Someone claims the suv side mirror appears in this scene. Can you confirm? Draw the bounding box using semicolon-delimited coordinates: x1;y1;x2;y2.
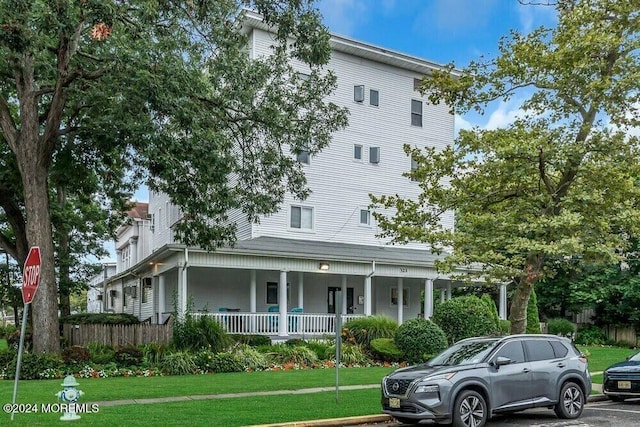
494;356;513;367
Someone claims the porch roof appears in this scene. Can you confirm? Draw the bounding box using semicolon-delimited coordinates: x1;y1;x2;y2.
230;237;445;266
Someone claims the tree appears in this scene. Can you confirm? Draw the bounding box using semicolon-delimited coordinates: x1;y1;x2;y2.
0;1;347;353
372;0;640;334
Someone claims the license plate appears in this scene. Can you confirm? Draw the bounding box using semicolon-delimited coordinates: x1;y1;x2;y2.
389;397;401;408
618;381;631;389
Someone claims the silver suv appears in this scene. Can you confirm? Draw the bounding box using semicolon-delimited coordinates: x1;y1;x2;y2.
382;334;591;427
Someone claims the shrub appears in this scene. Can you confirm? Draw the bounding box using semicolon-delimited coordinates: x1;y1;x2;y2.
574;325;607;345
230;334;271;347
547;318;576;337
526;289;541;334
3;352;63;380
231;344;270;370
341;316;398;347
62;345;90;365
324;343;369;365
284;338;306;347
395;319;448;364
269;345;318;366
432;296;499;344
370;338;403;362
0;324;17;339
172;314;231;352
87;342;116;364
303;340;332;361
498;319;511;334
115;345;143;367
141;343;167;367
161;351;197;375
210;352;244;373
60;313;140;325
481;294;500;330
7;328;31;351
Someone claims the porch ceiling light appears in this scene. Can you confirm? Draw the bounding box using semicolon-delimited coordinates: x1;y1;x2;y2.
319;262;330;271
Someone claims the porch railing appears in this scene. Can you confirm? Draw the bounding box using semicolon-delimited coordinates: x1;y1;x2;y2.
191;312;363;336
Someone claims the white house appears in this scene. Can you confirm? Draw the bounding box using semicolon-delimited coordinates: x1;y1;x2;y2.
96;11;508;337
86;262;116;313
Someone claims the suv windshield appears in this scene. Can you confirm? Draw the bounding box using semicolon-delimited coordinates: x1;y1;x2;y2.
428;339;499;366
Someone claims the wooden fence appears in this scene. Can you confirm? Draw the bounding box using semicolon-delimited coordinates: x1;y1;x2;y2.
604;326;639;347
62;322;173;347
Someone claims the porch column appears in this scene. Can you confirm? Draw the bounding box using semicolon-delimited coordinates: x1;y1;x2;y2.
440;289;446;303
157;274;166;324
178;262;188;319
298;272;304;310
129;237;138;265
250;270;257;333
341;275;348;315
446;283;452;300
424;278;434;319
364;276;372;316
397;278;404;324
278;270;288;337
250;270;257;312
499;283;507;320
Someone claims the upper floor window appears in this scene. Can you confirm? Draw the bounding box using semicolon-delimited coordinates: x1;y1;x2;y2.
353;144;363;161
369;146;380;164
411;100;423;127
290;205;313;230
360;209;371;226
413;77;422;92
369;89;379;107
354;85;365;103
410;157;419;181
296;150;310;165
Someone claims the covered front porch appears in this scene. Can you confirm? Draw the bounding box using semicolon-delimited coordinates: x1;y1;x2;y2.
111;237;508;338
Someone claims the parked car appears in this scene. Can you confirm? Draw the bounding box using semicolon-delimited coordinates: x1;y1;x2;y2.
381;334;591;427
603;352;640;401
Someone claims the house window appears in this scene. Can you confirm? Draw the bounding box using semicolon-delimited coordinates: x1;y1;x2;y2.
410;157;419;181
296;150;310;165
353;144;363;160
297;72;310;81
391;287;409;307
369;146;380;164
290;205;313;230
266;281;290;304
413;77;422;92
360;209;371;226
354;85;364;103
411;100;423;127
369;89;379;106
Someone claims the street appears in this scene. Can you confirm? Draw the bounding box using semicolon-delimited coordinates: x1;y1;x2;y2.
377;398;640;427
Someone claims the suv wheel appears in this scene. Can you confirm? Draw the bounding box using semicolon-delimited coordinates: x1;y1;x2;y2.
554;381;584;419
453;390;487;427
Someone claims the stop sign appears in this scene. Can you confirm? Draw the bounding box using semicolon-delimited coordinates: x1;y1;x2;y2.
22;247;41;304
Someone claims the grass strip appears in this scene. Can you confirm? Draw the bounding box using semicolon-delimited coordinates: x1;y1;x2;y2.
2;388;382;427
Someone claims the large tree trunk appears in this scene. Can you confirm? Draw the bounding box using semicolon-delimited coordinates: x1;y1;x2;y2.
21;164;60;354
509;254;544;334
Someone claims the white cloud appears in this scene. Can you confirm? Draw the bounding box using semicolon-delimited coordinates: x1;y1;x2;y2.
454;114;474;136
317;0;370;36
483;100;527;130
516;1;558;33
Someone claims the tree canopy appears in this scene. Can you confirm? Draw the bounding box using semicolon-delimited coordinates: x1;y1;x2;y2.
0;0;347;353
372;0;640;333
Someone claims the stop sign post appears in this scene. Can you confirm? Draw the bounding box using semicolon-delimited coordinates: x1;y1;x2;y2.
12;246;42;420
22;247;41;304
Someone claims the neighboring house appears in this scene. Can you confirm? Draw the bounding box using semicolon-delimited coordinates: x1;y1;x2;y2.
99;11;508;337
86;262;116;313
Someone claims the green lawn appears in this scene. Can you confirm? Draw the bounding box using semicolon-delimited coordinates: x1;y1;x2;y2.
0;339;7;352
577;345;637;372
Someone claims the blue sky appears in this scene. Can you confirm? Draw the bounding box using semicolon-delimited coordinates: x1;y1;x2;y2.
316;0;558;131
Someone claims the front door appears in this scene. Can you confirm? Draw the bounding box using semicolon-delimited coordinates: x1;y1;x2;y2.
328;287;354;314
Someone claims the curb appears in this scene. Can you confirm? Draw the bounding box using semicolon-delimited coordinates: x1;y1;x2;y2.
247;414;393;427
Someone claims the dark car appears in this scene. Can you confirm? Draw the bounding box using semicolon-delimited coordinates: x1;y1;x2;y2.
381;334;591;427
603;352;640;401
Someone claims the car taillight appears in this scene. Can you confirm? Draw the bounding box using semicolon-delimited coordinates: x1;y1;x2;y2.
578;356;587;364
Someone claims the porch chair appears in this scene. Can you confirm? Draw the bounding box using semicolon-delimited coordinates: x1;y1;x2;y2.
289;307;303;332
268;305;279;331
